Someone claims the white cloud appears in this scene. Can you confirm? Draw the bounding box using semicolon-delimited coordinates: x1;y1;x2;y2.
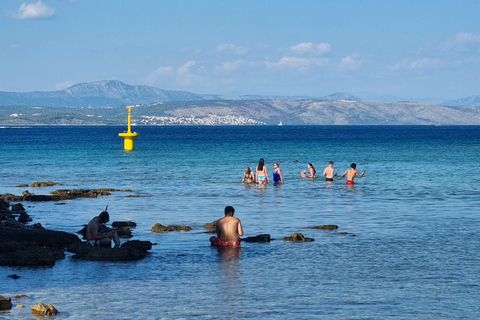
145;61;202;87
266;57;328;69
55;81;74;90
441;32;480;52
176;61;202;86
145;66;174;85
393;58;444;70
7;1;55;20
214;59;247;74
290;42;331;55
339;55;362;70
216;43;247;55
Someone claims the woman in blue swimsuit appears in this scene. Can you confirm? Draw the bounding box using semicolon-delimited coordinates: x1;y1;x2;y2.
256;158;269;184
273;162;283;183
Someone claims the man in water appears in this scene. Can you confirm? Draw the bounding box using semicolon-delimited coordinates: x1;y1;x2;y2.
338;163;365;185
242;167;255;183
86;210;120;248
323;161;337;181
210;206;244;247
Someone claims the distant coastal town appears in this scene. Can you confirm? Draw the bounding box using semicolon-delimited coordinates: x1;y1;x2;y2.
138;114;266;126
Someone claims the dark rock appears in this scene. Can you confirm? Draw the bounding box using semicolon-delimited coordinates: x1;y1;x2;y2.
16;184;29;188
116;227;133;238
11;203;25;212
0;199;10;212
282;233;315;242
112;221;137;228
0;295;12;311
151;223;192;233
7;274;20;279
15;295;29;299
306;224;339;230
242;234;271;243
66;241;92;254
4;217;25;229
31;223;45;229
121;240;153;252
72;246;149;261
203;220;217;233
0;228;81;248
31;303;58;316
18;212;31;223
0;247;65;266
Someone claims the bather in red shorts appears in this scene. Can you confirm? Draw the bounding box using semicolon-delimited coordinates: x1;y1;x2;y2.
210;236;241;247
346;180;355;185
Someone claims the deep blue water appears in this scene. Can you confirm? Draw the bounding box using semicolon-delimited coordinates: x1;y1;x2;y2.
1;125;480;319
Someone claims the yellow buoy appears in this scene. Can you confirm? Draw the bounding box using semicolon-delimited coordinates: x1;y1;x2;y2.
118;107;139;151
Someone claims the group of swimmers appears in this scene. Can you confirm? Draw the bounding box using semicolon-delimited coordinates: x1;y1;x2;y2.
243;159;366;185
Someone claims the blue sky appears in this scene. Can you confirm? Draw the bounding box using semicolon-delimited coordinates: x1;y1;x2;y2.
2;0;480;102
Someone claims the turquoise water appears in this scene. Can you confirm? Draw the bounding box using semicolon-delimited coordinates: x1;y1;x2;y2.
1;125;480;319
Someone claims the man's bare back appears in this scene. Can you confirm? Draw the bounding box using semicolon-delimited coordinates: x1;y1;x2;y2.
216;215;243;242
339;163;365;183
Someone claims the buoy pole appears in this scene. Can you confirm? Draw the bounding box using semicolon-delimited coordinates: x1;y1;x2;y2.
118;107;140;151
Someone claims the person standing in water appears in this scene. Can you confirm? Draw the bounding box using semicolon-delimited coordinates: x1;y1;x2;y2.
273;162;283;183
256;158;269;184
308;163;316;179
339;163;365;185
323;161;337;181
242;167;255;183
210;206;244;247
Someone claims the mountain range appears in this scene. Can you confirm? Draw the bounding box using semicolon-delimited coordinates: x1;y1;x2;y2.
0;80;361;108
1;80;480;125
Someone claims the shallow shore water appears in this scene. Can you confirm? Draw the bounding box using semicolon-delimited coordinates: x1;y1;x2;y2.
1;125;480;319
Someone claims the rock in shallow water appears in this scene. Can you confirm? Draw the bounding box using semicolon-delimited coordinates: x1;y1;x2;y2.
31;303;58;316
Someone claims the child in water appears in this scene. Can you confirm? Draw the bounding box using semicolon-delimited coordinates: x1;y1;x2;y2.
301;170;307;178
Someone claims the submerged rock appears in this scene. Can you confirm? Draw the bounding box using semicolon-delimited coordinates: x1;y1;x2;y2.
31;303;58;316
282;233;315;242
31;181;63;187
242;234;271;243
151;223;192;233
306;225;338;230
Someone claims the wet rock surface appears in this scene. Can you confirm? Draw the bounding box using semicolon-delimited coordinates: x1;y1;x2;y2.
242;234;272;242
202;220;217;233
31;303;58;316
69;240;154;261
151;223;192;232
282;233;315;242
0;188;124;202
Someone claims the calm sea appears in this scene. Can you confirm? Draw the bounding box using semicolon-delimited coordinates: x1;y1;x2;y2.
1;125;479;319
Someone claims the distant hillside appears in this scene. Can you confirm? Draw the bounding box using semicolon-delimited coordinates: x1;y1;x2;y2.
2;100;480;126
0;80;223;107
0;80;363;108
442;95;480;107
